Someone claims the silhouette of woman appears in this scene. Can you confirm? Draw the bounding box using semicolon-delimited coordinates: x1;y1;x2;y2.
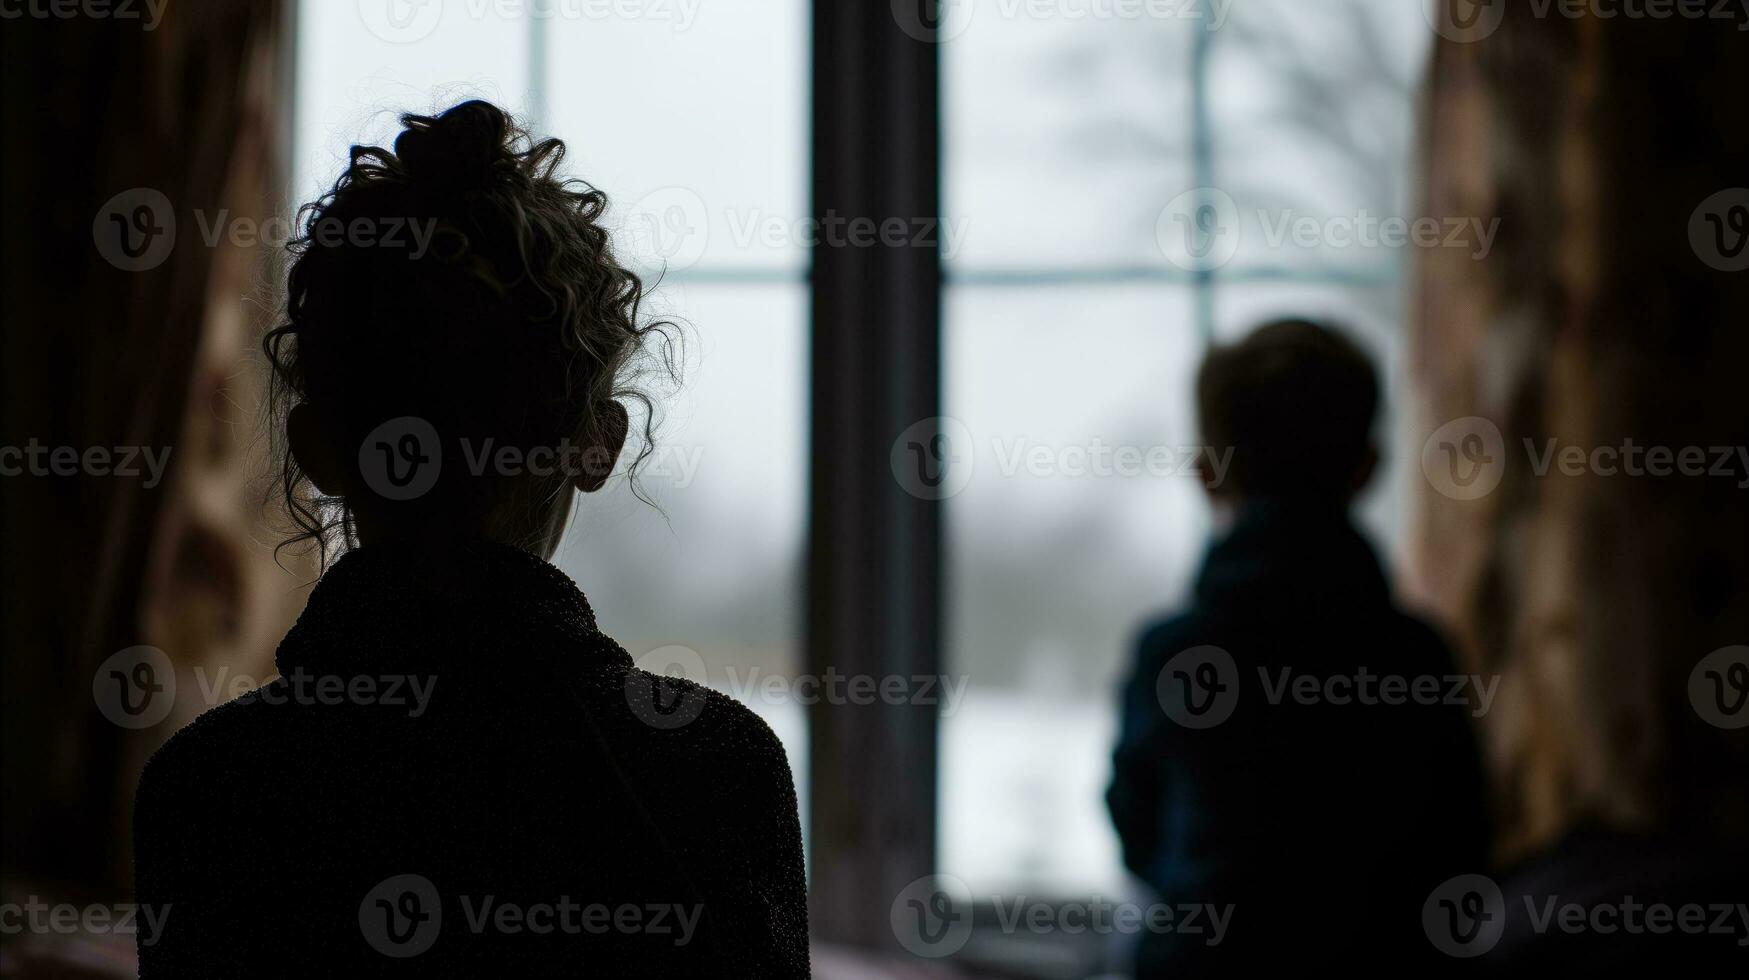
132;100;808;977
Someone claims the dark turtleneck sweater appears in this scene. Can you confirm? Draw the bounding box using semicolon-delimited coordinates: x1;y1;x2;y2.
133;542;809;977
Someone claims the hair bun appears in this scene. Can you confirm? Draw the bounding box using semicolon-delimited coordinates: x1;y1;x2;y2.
395;100;509;192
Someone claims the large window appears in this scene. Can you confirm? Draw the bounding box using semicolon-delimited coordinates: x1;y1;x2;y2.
296;0;1433;956
940;0;1432;901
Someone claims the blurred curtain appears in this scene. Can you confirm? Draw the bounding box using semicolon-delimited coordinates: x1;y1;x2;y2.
1;0;295;941
1414;2;1749;860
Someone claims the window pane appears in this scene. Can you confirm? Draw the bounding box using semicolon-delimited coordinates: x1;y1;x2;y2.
1207;0;1432;274
944;3;1199;272
294;3;534;203
545;0;808;274
942;285;1204;897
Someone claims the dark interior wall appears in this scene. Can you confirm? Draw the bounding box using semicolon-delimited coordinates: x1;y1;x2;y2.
1;2;286;894
1415;3;1749;860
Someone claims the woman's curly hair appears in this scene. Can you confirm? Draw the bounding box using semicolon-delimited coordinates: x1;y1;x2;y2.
263;99;678;565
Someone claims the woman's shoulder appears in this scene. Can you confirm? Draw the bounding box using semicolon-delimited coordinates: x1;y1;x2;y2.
594;661;798;807
610;664;788;761
131;678;316;859
136;678;298;791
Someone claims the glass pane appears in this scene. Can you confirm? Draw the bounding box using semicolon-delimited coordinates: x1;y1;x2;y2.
1207;0;1433;274
293;3;534;204
942;285;1204;897
943;2;1199;272
545;0;808;274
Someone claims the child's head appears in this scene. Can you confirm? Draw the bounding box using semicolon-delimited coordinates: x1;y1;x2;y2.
1196;319;1380;505
265;99;673;561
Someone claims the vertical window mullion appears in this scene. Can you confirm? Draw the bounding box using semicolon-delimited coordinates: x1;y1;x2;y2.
805;0;943;951
1191;25;1217;343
